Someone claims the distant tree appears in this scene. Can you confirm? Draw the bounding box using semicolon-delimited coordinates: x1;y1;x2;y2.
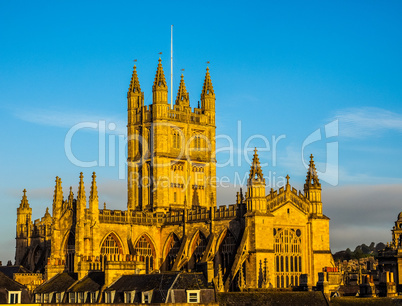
354;248;364;259
375;242;386;251
345;248;352;260
361;244;370;254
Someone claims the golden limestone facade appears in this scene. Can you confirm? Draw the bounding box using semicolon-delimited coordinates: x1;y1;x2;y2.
15;59;333;290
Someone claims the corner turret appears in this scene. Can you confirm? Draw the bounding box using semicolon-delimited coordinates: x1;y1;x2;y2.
175;74;190;107
246;148;266;212
127;65;144;110
304;154;322;215
201;67;215;111
152;58;168;104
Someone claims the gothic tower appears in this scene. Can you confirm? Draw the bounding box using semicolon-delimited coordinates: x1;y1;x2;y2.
15;189;32;265
127;59;217;212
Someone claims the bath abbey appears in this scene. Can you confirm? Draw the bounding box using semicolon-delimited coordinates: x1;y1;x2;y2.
14;59;333;291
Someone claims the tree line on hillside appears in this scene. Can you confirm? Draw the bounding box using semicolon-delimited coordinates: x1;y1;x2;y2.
332;242;386;261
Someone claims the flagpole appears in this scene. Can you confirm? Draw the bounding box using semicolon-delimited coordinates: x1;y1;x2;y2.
170;25;173;109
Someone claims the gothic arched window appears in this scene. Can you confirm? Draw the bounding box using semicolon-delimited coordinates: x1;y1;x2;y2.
101;234;122;255
274;228;302;288
134;235;155;274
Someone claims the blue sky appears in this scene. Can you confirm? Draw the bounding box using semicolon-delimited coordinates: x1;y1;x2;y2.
1;0;402;262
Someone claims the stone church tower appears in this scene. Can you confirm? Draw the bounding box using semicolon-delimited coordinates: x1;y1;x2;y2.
15;59;333;289
127;59;216;212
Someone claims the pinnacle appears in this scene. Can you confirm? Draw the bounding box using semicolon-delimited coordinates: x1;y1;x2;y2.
305;153;320;186
78;172;86;199
90;171;98;201
128;64;141;95
249;148;264;182
175;74;189;105
20;189;29;208
201;67;214;98
153;58;167;90
53;176;63;204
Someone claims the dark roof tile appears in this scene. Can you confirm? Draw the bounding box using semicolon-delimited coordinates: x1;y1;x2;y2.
68;272;105;292
0;271;26;291
34;272;77;294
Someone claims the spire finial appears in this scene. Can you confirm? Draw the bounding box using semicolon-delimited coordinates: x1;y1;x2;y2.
175;73;189;106
153;58;167;91
90;171;98;201
53;176;63;205
20;189;29;208
128;63;141;95
248;148;265;184
286;175;290;185
304;153;321;191
201;66;214;100
78;172;86;200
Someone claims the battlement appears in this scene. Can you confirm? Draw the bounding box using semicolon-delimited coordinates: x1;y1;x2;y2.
99;209;127;224
214;204;241;220
98;204;243;226
129;104;214;126
78;254;136;272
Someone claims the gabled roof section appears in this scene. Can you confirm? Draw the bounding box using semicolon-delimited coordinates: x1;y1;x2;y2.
34;272;77;294
152;58;167;90
68;272;104;292
106;272;179;292
0;271;26;291
172;272;212;289
0;265;31;279
201;67;214;98
266;184;310;215
128;65;141;96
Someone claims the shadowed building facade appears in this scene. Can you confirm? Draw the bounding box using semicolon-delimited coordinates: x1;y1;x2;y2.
15;59;333;290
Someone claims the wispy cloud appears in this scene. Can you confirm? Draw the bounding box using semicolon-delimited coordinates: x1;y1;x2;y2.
334;107;402;138
15;108;127;134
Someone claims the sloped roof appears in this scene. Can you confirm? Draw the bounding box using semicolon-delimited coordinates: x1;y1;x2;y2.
34;272;77;294
106;272;179;292
172;273;213;289
68;272;104;292
0;265;31;279
106;272;211;292
0;271;26;291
